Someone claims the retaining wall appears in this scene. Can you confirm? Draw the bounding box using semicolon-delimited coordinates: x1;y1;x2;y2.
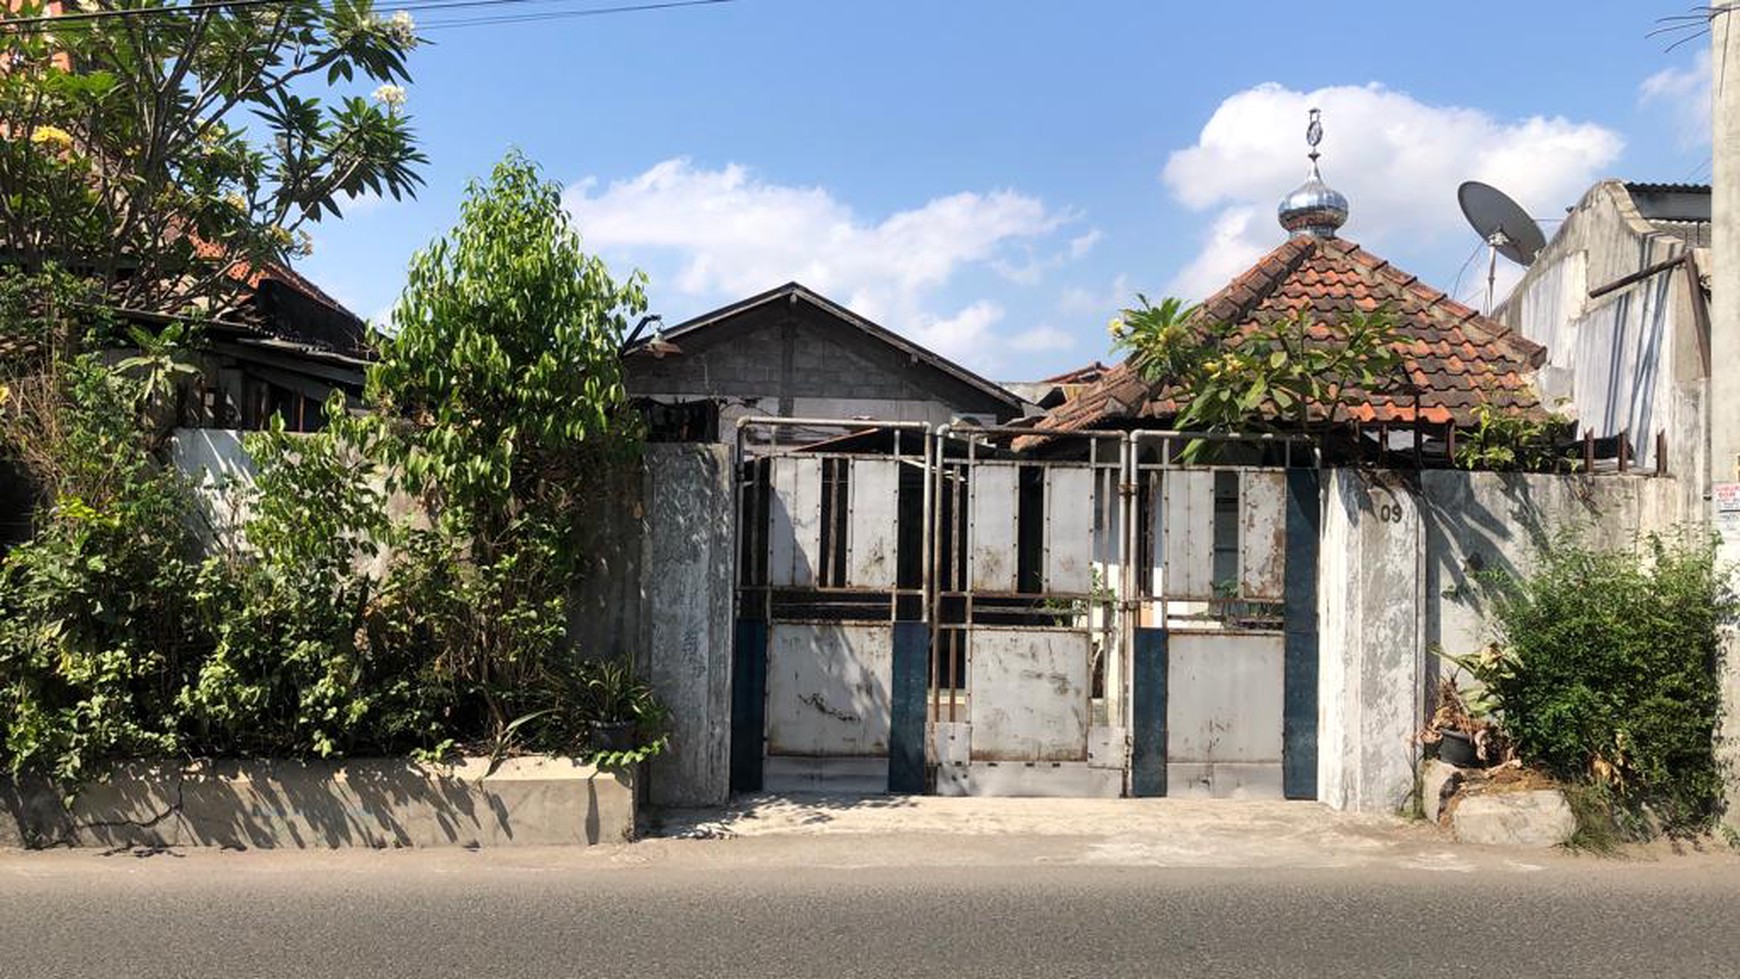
0;757;633;849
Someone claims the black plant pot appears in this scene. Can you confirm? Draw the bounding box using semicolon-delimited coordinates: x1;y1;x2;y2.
1435;729;1479;768
591;720;638;753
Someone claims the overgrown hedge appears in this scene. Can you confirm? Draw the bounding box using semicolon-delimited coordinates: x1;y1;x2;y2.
0;156;662;786
1473;532;1735;835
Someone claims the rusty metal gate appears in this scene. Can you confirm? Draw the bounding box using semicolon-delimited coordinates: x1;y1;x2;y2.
1126;431;1318;800
927;427;1128;796
729;419;1319;798
730;419;932;794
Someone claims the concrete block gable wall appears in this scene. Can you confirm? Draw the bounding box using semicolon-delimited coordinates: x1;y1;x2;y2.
625;296;1023;434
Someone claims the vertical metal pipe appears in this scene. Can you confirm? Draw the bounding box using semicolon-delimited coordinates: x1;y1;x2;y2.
931;426;949;724
1127;432;1141;730
925;427;938;725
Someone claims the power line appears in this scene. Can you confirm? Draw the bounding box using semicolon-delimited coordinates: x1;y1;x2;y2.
0;0;730;33
418;0;727;29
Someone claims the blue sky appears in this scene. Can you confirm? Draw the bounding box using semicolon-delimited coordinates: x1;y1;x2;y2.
297;0;1713;381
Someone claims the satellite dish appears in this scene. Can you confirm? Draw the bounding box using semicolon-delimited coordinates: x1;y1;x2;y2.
1458;181;1545;265
1458;181;1547;314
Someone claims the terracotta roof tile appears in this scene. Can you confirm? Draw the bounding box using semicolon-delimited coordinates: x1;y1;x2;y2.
1024;235;1546;441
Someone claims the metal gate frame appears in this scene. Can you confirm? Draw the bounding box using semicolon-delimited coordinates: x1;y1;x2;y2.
928;424;1129;795
728;417;1321;798
1123;430;1320;800
730;418;935;794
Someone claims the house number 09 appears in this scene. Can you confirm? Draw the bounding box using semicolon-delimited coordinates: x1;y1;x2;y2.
1375;497;1405;524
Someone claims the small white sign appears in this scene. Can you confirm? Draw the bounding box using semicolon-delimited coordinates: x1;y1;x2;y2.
1716;482;1740;514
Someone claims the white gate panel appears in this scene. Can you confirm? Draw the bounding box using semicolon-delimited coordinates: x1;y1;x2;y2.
968;465;1020;592
1167;632;1284;764
1239;471;1287;600
766;623;893;757
1163;469;1216;599
846;458;900;588
768;456;823;587
967;628;1090;762
1043;466;1095;593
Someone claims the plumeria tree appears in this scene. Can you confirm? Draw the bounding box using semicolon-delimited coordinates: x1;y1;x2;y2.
1110;295;1404;435
0;0;426;315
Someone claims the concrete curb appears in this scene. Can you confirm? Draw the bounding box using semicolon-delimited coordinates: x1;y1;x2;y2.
0;756;633;849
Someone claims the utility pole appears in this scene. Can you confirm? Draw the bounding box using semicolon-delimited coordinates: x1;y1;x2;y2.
1710;3;1740;832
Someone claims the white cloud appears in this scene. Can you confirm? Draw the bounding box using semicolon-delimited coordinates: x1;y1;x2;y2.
1161;82;1622;299
912;300;1005;363
1068;229;1103;259
563;159;1076;370
338;189;392;217
1165;206;1265;302
1058;273;1132;317
1010;324;1075;353
1640;48;1711;148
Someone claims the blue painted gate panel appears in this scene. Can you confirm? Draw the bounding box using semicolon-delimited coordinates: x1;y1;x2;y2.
1282;469;1321;800
1130;627;1168;797
888;622;929;793
730;618;767;793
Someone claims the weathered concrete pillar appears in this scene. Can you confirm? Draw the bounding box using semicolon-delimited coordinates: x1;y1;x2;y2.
640;443;736;809
1711;7;1740;831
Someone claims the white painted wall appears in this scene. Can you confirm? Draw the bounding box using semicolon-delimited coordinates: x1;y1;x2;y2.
1316;469;1423;814
168;428;257;547
1492;181;1705;486
1318;467;1691;814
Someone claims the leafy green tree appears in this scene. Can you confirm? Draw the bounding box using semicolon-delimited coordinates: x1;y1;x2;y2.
0;0;426;313
1110;296;1403;434
365;150;647;734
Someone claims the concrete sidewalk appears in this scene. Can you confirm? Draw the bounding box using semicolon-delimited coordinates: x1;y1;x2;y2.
634;793;1612;873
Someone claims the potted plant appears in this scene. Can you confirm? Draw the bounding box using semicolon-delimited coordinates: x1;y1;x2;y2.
579;656;667;757
1417;672;1508;768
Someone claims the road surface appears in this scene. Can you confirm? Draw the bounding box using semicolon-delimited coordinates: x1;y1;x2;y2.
3;829;1738;978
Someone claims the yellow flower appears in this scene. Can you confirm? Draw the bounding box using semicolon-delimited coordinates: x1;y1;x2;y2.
29;125;73;150
1107;317;1123;338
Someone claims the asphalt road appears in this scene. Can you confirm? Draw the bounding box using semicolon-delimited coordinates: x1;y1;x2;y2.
4;843;1740;978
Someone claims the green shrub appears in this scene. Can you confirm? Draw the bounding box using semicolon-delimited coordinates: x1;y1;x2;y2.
0;154;662;786
1470;531;1735;835
0;353;216;783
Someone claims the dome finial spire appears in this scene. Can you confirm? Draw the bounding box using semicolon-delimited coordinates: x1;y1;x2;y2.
1279;106;1348;238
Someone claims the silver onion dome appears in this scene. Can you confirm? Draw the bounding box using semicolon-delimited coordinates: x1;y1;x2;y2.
1278;107;1348;238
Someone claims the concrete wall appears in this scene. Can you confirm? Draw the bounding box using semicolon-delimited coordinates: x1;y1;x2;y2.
1420;470;1689;665
1491;181;1707;503
1709;6;1740;837
169;428;258;546
570;443;736;809
0;757;633;849
1317;469;1424;814
170;433;738;811
1318;468;1690;813
638;444;735;808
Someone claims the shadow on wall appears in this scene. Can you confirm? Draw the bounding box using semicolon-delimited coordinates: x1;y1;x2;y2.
0;757;633;849
1418;471;1631;694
